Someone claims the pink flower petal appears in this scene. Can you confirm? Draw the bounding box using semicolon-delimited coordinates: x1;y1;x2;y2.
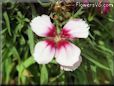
30;15;56;37
33;40;56;64
55;40;81;66
60;56;82;71
61;19;90;38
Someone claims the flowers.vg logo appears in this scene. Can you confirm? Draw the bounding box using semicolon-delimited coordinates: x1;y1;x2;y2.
75;0;113;8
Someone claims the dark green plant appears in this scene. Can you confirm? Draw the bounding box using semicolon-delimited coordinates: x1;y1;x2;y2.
1;1;114;85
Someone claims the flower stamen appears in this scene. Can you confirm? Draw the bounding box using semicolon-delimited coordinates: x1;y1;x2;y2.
54;35;61;43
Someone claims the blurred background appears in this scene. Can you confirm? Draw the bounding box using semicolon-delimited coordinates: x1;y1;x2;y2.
1;0;114;85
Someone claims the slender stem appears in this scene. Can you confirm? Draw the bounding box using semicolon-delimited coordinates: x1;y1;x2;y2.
49;71;64;82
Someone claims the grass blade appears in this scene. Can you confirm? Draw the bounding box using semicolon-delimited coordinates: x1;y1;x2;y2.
3;12;12;36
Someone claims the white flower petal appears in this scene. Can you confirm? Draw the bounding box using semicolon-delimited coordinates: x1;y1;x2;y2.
30;15;56;37
33;40;55;64
55;41;81;66
62;19;90;38
60;56;82;71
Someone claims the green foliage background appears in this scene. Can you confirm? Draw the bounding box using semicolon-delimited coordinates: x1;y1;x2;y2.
1;0;114;85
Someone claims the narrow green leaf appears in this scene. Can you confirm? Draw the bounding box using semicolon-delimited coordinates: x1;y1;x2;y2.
27;28;34;55
83;53;110;70
17;11;23;18
15;23;24;34
12;46;21;63
4;59;15;84
106;56;114;76
97;45;114;55
40;65;48;84
90;65;99;84
20;36;25;45
17;57;35;84
16;56;35;73
73;7;84;18
3;12;12;36
1;28;7;34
